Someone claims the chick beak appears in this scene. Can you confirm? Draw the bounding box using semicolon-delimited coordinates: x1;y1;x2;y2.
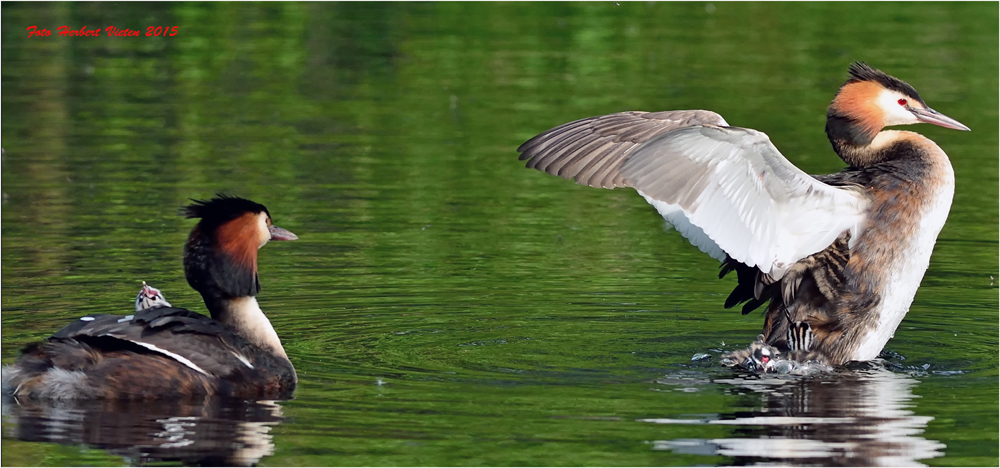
141;282;157;298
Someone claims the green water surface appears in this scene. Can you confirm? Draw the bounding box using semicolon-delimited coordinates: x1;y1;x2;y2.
2;2;997;466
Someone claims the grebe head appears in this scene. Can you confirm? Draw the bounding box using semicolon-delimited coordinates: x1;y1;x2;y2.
135;281;172;311
741;335;779;373
182;195;297;303
750;345;773;370
827;62;969;150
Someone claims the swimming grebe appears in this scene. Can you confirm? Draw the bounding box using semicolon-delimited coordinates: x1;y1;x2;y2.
517;62;968;368
3;195;298;399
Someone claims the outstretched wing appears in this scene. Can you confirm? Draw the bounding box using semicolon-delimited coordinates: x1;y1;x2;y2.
518;110;729;189
518;112;870;279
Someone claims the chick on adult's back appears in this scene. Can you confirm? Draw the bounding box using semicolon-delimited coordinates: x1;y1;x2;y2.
3;195;299;399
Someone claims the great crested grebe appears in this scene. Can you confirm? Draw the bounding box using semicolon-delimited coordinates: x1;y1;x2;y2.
517;62;969;368
3;195;299;399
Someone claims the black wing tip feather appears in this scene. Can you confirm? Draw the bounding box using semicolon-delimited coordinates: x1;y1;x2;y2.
719;257;772;315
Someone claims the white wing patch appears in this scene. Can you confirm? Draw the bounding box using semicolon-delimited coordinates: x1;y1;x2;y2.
638;192;726;261
233;352;255;369
623;126;869;278
128;341;210;376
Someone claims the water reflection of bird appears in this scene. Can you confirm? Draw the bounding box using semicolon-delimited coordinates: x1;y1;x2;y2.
517;62;968;368
7;397;286;466
3;195;299;399
648;366;945;464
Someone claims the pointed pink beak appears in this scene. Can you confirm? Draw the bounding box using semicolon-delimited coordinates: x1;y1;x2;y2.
269;225;298;241
911;106;970;131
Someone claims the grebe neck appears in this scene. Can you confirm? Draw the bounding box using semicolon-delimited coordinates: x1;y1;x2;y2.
207;296;288;359
827;122;934;169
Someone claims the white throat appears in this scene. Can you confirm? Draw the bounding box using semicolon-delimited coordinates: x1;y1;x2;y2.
225;296;288;359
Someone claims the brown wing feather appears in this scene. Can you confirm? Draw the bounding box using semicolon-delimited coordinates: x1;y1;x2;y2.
10;307;295;400
518;110;729;189
9;339;218;399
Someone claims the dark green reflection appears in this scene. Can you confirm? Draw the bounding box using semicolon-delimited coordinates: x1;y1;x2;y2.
2;2;996;466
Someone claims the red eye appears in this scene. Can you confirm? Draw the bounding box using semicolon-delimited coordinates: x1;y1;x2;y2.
897;99;907;106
